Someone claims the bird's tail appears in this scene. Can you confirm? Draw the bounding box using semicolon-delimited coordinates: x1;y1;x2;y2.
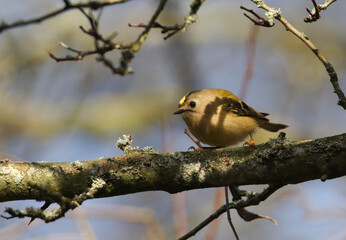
259;121;288;132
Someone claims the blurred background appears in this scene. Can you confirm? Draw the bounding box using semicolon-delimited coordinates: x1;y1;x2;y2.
0;0;345;239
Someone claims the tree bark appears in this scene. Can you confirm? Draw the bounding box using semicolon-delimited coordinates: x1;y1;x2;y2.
0;133;345;203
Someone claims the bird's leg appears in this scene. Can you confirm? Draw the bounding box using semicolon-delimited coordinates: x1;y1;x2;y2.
184;129;222;151
244;133;256;147
184;128;205;151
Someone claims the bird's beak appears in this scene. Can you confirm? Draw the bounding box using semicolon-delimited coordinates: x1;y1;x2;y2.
173;109;187;115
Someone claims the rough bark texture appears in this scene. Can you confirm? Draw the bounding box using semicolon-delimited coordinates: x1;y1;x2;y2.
0;133;345;203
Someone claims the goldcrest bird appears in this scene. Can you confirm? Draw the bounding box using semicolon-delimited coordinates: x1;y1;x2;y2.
173;88;288;147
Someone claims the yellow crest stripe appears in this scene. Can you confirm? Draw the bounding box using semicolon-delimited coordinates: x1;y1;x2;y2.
178;91;196;107
179;95;187;106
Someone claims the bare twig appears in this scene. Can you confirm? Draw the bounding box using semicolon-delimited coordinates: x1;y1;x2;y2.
318;0;338;10
304;0;321;23
111;0;169;74
47;43;118;63
129;22;182;40
28;201;51;225
240;6;273;27
48;0;168;75
178;184;285;240
225;187;240;240
0;0;130;34
47;7;127;70
78;7;125;74
129;0;205;40
3;0;205;74
229;186;277;225
1;178;106;223
304;0;337;23
246;0;346;109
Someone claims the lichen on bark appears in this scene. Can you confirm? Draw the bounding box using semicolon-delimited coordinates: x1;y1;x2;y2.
0;133;345;203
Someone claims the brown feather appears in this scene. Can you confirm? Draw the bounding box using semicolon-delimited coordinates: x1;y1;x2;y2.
259;121;288;132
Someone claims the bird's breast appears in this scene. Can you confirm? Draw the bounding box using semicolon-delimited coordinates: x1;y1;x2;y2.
182;110;258;147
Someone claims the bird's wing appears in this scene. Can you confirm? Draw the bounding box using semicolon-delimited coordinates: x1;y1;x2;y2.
222;98;268;120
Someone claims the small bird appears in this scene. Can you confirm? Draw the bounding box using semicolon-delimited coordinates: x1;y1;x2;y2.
173;88;288;148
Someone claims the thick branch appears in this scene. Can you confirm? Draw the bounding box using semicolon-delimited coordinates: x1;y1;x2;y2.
0;133;345;203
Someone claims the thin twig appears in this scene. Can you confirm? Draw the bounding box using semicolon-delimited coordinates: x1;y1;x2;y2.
78;7;121;73
229;186;278;225
319;0;337;9
304;0;337;23
225;187;240;240
47;44;117;62
178;184;285;240
129;22;183;40
0;0;129;34
304;0;320;23
47;6;126;69
240;6;273;27
247;0;346;109
129;0;206;40
48;0;168;75
110;0;168;74
2;178;106;223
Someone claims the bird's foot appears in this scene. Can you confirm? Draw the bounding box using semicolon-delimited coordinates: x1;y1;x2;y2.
188;146;204;151
243;138;256;147
184;128;204;149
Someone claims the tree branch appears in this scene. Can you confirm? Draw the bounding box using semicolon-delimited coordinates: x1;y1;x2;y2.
178;184;284;240
47;0;168;75
304;0;337;23
0;133;345;224
247;0;346;109
0;133;345;204
129;0;206;40
0;0;130;34
2;178;106;223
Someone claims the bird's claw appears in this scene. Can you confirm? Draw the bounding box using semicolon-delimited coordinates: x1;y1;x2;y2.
188;146;204;151
244;138;256;147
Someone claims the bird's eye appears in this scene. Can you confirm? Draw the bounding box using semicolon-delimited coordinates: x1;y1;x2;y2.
189;101;196;108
